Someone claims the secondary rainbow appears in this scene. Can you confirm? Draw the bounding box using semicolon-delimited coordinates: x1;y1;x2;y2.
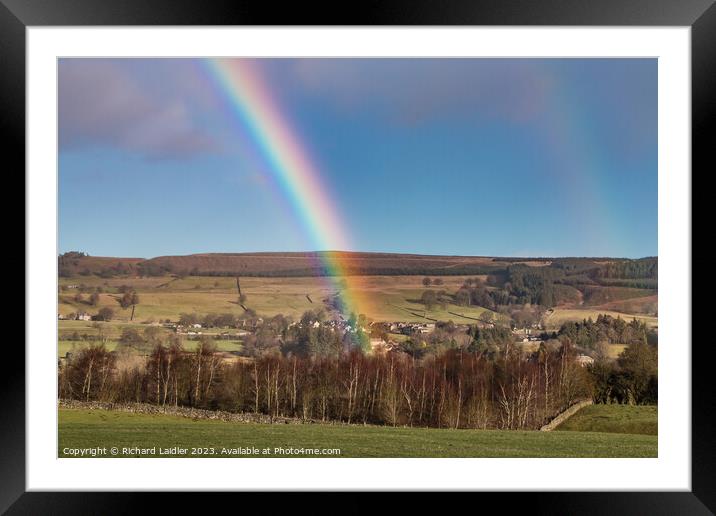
204;58;368;320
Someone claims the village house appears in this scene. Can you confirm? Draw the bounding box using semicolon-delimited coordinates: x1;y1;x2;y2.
514;327;544;342
418;323;436;334
218;330;250;340
76;312;92;321
369;338;398;354
575;354;595;367
392;322;436;336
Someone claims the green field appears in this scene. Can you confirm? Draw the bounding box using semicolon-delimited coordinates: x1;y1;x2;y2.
59;275;503;324
57;274;657;361
544;308;658;331
555;404;658;435
59;275;657;328
58;408;657;458
57;275;508;358
58;340;119;357
58;339;243;358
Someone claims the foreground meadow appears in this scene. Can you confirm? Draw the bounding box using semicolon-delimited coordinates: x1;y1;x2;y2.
59;408;657;458
554;404;657;435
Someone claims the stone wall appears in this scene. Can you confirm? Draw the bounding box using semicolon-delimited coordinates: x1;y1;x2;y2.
58;399;343;426
539;399;593;431
61;398;594;431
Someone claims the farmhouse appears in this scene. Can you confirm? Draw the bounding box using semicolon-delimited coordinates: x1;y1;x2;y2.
393;322;436;335
219;330;250;339
575;354;595;367
369;338;398;354
76;312;92;321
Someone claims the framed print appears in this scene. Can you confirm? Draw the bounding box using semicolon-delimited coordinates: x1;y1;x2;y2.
4;0;713;512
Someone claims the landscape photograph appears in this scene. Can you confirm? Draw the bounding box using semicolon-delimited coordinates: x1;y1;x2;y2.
57;57;658;458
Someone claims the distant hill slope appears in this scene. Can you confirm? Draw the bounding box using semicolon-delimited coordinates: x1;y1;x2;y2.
58;253;145;278
143;252;516;277
59;251;656;282
59;251;527;277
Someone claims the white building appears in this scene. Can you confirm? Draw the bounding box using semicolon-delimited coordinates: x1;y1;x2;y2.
575;355;595;367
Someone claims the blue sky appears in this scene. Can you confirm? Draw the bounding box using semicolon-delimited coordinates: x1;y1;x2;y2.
59;58;657;258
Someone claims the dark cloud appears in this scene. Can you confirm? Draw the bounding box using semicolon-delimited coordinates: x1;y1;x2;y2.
59;59;220;159
282;58;554;126
58;58;654;162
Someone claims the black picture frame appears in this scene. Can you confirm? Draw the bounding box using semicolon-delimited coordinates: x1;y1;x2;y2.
4;0;711;512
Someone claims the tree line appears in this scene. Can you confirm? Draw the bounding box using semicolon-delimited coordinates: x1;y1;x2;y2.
60;341;593;429
59;327;657;429
557;315;652;350
593;257;657;280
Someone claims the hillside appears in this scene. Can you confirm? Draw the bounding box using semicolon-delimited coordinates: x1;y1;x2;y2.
143;252;519;276
59;251;655;279
60;251;542;277
58;252;657;319
58;252;145;278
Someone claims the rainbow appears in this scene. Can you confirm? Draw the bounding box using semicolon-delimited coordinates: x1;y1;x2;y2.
204;58;369;326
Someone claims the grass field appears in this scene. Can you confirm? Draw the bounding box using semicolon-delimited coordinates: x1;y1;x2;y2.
58;339;243;358
58;340;120;357
57;275;657;362
60;275;656;327
59;275;505;324
58;408;657;458
544;308;658;330
555;404;658;435
605;343;628;359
